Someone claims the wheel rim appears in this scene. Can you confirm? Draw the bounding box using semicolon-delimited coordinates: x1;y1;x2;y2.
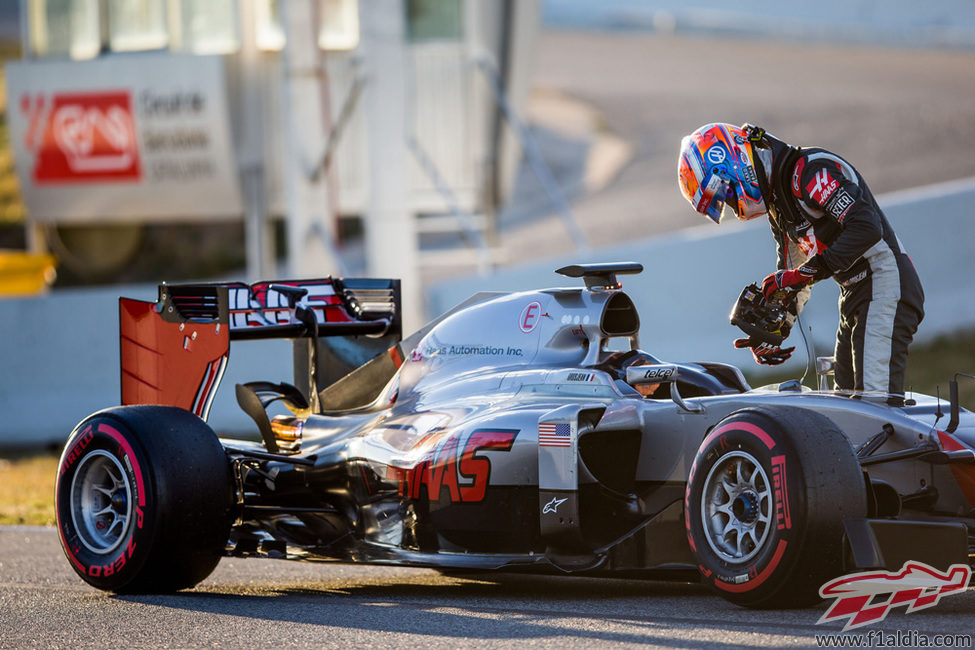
700;450;772;564
69;450;134;555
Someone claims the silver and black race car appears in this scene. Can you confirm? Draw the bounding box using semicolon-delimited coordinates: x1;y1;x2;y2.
55;263;975;607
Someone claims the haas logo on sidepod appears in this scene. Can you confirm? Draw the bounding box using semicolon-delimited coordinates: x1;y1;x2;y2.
21;91;141;183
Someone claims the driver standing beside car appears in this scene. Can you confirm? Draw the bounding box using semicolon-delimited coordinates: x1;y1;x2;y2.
676;123;924;406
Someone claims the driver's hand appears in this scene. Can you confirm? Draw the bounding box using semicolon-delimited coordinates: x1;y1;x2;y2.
761;267;815;302
734;337;795;366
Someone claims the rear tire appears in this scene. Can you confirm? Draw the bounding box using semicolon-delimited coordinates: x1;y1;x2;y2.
55;406;233;592
685;406;866;608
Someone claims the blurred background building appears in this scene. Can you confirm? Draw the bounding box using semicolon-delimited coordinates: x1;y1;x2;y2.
4;0;547;330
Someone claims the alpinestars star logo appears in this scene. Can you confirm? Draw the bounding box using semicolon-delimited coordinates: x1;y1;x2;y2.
817;561;971;631
543;497;568;514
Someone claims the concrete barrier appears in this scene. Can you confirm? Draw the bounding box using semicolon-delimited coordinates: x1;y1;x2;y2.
2;177;973;447
0;284;293;447
428;176;975;374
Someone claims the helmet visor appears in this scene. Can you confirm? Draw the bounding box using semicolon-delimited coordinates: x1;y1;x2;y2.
698;174;737;224
721;181;739;220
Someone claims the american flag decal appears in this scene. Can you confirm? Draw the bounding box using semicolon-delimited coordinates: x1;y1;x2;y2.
538;422;571;447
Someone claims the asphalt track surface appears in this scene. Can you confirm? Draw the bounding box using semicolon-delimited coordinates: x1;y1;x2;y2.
1;527;973;649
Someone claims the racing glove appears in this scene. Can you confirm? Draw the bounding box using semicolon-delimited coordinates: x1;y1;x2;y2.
761;255;829;302
734;337;795;366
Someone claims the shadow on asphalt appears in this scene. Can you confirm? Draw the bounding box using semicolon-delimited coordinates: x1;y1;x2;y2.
110;573;830;648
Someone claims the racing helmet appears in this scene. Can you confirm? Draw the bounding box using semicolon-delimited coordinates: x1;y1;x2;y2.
677;123;767;223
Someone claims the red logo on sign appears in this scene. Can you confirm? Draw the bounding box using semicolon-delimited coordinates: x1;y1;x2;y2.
22;91;141;183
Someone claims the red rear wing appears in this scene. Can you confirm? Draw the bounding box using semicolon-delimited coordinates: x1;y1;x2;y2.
120;278;400;419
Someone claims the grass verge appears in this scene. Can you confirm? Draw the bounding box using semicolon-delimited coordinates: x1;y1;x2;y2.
0;454;57;526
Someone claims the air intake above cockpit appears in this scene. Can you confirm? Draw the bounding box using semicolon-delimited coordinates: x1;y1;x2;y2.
555;262;643;290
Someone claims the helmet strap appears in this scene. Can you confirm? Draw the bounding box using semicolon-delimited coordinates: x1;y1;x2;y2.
741;123;774;215
753;147;771;199
743;123;770;149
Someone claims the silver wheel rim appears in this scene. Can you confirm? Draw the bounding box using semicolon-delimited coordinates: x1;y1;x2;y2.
700;450;773;564
69;450;134;555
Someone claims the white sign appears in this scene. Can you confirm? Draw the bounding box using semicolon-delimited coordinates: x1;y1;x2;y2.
5;54;243;222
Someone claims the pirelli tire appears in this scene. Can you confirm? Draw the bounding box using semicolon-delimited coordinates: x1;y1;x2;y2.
55;405;233;593
684;406;866;608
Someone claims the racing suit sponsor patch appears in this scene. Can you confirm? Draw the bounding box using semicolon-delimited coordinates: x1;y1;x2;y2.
823;188;855;222
791;158;805;197
840;269;868;286
796;231;826;257
805;168;839;205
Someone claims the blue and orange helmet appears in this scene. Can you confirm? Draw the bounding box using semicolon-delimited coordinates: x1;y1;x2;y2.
678;123;767;223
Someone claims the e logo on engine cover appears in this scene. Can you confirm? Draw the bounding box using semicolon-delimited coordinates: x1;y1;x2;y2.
519;301;542;333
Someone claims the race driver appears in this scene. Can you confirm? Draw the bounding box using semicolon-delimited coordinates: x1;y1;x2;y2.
677;123;924;405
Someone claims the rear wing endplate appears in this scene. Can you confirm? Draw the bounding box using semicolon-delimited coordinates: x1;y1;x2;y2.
120;278;401;419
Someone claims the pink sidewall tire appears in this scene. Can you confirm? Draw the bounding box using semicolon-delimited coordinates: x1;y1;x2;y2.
55;405;233;593
685;406;866;608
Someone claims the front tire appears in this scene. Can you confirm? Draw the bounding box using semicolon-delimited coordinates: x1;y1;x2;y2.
55;406;233;592
685;406;866;608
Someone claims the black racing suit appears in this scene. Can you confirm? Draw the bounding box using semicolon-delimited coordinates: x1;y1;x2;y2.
752;130;924;402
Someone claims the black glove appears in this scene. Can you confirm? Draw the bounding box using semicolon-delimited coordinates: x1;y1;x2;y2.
734;337;795;366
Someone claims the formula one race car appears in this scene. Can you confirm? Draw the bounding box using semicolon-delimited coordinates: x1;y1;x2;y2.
55;263;975;608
